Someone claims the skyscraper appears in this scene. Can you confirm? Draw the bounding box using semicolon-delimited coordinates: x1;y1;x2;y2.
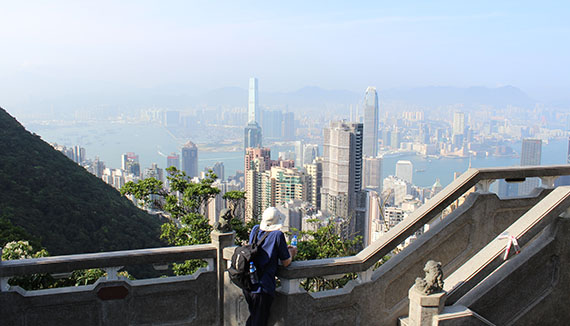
244;147;272;220
452;111;465;136
294;140;304;168
321;121;364;237
248;77;259;123
363;87;379;157
244;121;262;150
282;112;295;140
363;157;382;193
305;158;323;208
381;129;391;148
391;129;401;150
395;160;413;184
452;112;465;148
166;153;180;170
261;109;282;139
181;141;198;178
519;139;542;196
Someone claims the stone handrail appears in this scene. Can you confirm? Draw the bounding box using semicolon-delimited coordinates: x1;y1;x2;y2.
273;165;570;280
444;185;570;304
0;244;217;278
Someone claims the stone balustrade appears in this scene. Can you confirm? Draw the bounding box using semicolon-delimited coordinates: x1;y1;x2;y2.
274;165;570;282
0;231;235;326
2;165;570;326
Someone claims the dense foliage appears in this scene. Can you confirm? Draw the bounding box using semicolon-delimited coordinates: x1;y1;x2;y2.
121;167;220;274
2;240;130;290
292;221;363;292
0;107;162;255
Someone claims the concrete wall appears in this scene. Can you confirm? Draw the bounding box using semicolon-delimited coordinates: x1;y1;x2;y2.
0;270;217;326
221;190;551;326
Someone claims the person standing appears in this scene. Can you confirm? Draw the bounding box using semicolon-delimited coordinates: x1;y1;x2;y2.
244;207;297;326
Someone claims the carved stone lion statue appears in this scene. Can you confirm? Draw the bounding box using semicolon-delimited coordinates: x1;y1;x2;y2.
414;260;444;295
214;208;234;233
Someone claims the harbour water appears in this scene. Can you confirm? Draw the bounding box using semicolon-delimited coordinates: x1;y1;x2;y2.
26;122;568;188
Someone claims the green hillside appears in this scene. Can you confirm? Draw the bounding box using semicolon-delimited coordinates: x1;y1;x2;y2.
0;107;163;254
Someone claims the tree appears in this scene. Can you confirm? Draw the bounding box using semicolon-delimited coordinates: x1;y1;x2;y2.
290;220;363;292
121;167;220;274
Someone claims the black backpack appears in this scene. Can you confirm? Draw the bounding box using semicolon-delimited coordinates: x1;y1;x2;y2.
228;229;269;291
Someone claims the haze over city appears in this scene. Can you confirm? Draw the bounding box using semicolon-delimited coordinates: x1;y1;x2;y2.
2;1;570;118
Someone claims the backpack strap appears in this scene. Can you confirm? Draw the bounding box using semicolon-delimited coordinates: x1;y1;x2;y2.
252;227;270;249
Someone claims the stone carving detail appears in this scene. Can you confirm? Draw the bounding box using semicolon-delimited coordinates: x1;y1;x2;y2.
414;260;444;295
214;208;233;232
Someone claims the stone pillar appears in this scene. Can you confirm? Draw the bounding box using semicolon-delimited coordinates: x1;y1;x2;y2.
407;287;447;326
211;231;235;326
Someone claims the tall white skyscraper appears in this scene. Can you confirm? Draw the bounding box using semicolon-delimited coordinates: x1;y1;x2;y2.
363;87;379;157
321;121;365;238
248;77;259;123
519;139;542;196
395;160;413;184
452;111;465;136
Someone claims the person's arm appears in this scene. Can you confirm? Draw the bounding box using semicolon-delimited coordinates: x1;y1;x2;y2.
277;232;296;267
281;246;297;267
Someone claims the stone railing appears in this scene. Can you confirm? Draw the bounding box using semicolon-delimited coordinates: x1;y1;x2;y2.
400;186;570;326
3;165;570;326
0;231;235;326
222;165;570;325
222;166;570;280
275;165;570;282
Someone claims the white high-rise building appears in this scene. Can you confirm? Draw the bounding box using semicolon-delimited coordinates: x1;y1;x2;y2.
248;77;259;123
519;139;542;196
453;111;465;136
321;121;365;238
363;87;379;157
395;160;413;184
363;156;382;193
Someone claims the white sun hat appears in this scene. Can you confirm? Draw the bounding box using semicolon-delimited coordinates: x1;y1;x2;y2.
260;207;285;231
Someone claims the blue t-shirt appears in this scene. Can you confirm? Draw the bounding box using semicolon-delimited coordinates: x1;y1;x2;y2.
249;225;290;295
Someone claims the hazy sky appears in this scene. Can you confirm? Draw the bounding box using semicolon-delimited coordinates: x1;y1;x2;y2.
1;0;569;110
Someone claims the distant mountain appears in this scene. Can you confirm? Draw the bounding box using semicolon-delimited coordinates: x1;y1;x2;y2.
9;84;538;119
0;107;163;254
381;85;536;108
190;85;535;109
263;86;361;107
